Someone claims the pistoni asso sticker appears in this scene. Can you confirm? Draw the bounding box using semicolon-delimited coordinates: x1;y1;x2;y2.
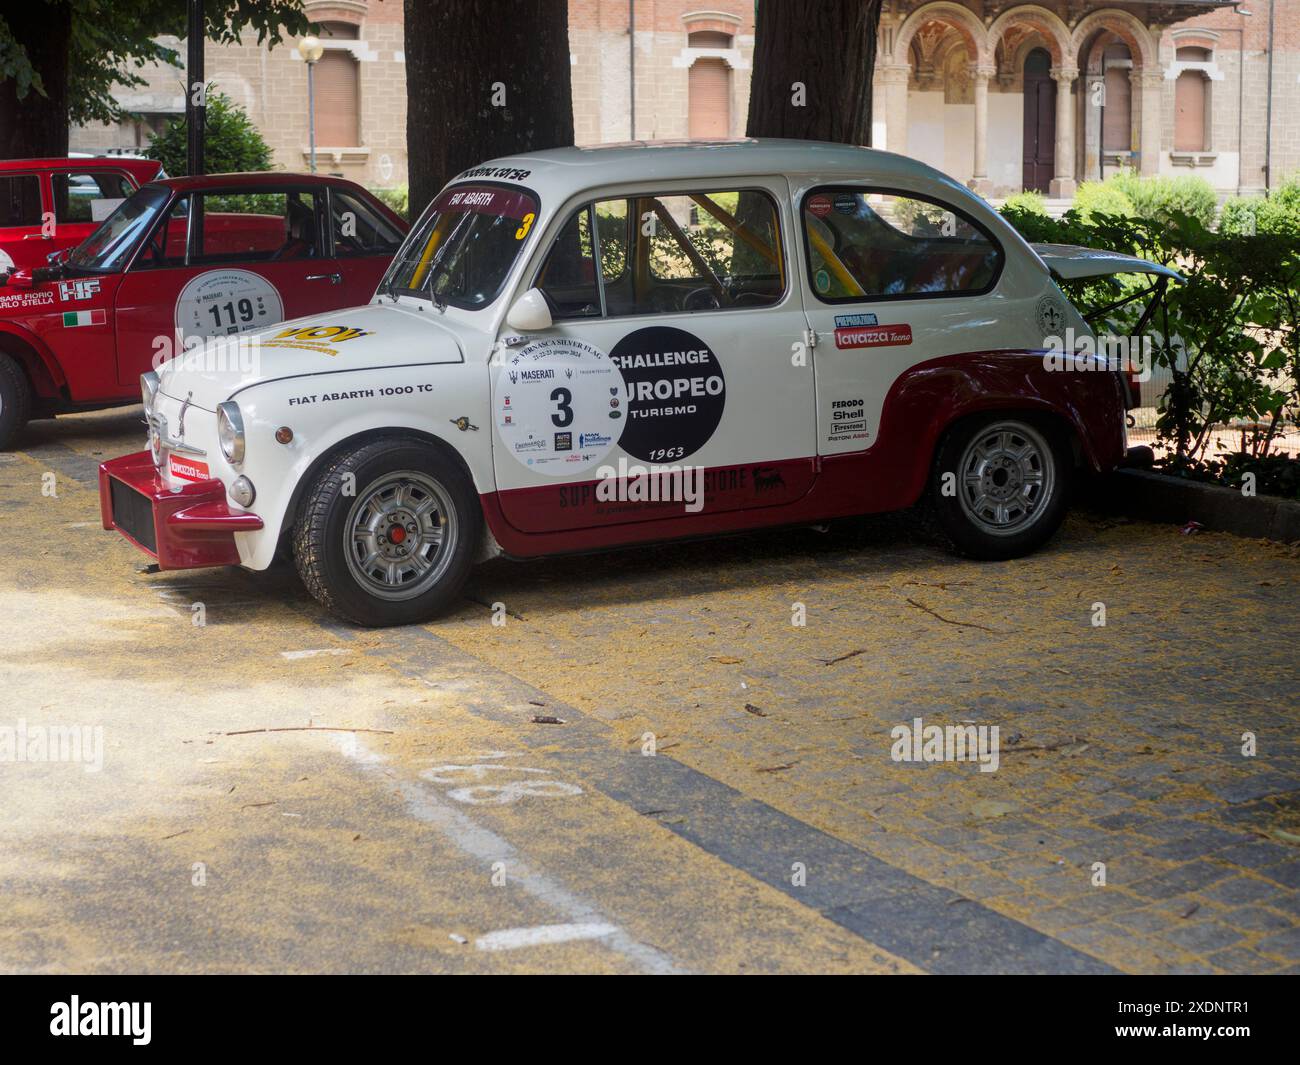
608;326;725;463
833;323;912;349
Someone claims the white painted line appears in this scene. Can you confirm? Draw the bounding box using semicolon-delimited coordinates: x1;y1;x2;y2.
63;522;101;529
338;736;683;975
279;648;350;660
475;922;618;952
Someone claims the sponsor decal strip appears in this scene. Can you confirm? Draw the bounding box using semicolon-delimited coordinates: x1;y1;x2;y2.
834;324;912;349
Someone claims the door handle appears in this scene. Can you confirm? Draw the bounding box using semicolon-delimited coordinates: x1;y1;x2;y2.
305;272;343;284
22;233;51;240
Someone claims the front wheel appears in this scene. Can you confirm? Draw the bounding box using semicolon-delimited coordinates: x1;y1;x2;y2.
0;354;32;451
293;438;481;626
929;416;1069;560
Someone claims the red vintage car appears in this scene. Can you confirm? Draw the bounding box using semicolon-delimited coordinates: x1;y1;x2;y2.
0;156;164;274
0;171;408;449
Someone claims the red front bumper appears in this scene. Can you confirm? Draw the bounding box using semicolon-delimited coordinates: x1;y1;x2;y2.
99;450;263;570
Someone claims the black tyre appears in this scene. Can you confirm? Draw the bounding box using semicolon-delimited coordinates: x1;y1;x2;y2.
929;415;1070;560
293;438;480;626
0;354;32;451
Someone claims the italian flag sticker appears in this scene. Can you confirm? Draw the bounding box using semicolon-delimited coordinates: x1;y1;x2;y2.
62;309;105;328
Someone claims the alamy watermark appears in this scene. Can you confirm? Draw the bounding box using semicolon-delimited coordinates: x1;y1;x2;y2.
0;718;103;772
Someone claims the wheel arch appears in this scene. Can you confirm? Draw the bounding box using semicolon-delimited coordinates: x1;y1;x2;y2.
273;425;479;554
0;324;66;401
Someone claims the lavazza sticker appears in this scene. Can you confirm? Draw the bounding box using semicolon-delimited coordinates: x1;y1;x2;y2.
497;338;624;475
608;325;726;462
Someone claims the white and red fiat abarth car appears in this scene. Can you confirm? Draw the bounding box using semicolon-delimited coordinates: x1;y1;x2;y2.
100;139;1169;626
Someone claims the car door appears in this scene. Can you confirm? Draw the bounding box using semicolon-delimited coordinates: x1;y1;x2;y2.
113;185;346;386
792;184;1006;457
326;186;407;305
490;178;817;535
0;171;50;272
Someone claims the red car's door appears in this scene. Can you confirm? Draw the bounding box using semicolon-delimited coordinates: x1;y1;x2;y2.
0;170;51;273
113;185;350;386
325;186;407;305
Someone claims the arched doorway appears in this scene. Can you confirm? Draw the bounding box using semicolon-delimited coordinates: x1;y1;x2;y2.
1022;48;1055;193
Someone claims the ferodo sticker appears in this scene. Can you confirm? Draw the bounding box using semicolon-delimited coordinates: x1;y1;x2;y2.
834;323;912;349
609;326;725;463
263;324;373;357
168;455;210;482
175;269;283;341
497;338;624;475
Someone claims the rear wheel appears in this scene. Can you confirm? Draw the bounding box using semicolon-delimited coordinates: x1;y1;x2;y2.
293;438;480;626
0;354;32;451
930;415;1069;560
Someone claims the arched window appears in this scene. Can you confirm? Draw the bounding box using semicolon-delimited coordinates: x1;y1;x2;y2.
687;32;732;140
1174;46;1210;153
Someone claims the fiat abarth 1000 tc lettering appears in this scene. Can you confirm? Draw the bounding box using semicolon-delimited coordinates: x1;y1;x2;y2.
99;140;1177;626
0;171;408;450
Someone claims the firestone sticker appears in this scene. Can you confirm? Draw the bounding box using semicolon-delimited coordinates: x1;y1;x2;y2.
175;269;283;341
496;338;624;475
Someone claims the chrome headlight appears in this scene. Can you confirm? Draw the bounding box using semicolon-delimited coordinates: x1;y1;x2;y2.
140;371;160;415
217;401;245;465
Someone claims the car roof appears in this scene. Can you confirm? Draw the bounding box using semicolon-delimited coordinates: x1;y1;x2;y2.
0;156;162;181
156;171;369;192
451;138;982;208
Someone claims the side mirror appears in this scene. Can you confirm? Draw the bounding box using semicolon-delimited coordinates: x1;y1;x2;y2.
506;288;553;332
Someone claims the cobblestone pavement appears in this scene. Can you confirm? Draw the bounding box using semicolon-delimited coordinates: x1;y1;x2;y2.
1;409;1297;973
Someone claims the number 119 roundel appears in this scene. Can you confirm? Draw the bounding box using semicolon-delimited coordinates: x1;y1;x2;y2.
97;141;1177;627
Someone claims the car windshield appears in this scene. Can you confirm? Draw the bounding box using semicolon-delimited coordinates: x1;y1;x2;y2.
380;183;538;309
68;184;170;273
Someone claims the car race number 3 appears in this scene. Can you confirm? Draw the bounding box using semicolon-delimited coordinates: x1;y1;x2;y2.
175;269;284;340
496;338;624;475
609;326;725;463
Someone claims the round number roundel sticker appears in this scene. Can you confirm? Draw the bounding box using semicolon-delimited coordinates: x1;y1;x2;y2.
609;326;725;462
175;269;284;342
496;338;624;475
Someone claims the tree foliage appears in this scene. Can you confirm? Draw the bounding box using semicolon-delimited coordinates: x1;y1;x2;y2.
144;91;273;175
0;0;311;157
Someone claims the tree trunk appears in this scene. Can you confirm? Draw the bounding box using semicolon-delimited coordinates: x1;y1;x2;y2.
405;0;574;220
0;1;72;158
745;0;882;145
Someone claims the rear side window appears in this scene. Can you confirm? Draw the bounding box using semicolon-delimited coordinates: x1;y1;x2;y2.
0;175;42;227
802;188;1001;302
52;171;135;223
330;189;404;257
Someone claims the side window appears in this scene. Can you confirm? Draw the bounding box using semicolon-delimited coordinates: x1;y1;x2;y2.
135;196;190;270
52;171;135;224
538;188;783;319
330;189;404;257
0;175;42;228
802;188;1001;301
191;189;323;264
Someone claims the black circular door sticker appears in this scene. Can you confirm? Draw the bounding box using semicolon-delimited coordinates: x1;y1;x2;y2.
609;326;725;463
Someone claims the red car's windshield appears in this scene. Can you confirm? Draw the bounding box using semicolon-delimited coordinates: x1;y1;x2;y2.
68;184;170;273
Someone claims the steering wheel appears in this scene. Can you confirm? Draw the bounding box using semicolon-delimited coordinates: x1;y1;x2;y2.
683;286;721;312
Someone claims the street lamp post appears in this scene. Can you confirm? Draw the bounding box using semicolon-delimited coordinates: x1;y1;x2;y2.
297;36;324;173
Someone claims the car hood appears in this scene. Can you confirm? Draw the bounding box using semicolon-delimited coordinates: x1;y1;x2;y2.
156;301;466;410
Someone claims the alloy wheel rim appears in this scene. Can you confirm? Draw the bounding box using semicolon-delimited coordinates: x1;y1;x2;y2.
956;421;1055;537
344;470;457;600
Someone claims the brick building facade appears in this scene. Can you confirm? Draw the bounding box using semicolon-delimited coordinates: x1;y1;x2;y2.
69;0;1300;199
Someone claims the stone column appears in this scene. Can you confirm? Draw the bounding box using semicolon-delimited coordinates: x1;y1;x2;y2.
969;63;996;195
1049;66;1078;198
1084;74;1104;181
1136;69;1165;176
879;63;911;155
